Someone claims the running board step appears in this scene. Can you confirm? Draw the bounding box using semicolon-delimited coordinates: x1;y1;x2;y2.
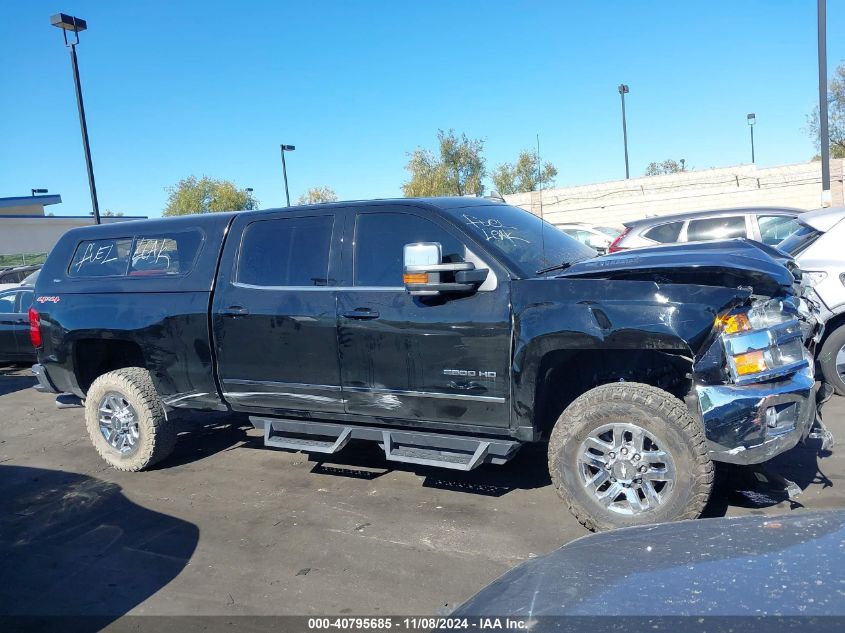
251;417;520;471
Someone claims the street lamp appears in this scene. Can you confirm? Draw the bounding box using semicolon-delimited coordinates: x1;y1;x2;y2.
618;84;630;179
747;113;756;164
31;188;48;196
50;13;101;224
818;0;831;206
280;144;295;207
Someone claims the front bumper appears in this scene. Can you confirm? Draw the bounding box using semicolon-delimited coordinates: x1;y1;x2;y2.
694;366;819;465
31;363;60;394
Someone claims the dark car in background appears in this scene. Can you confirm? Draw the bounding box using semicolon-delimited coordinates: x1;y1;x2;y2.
609;207;803;252
0;285;35;364
452;511;845;622
0;265;41;291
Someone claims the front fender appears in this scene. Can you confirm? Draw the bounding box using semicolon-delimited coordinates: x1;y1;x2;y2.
510;278;751;429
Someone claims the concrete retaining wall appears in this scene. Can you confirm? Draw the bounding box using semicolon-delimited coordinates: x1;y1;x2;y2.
504;159;845;227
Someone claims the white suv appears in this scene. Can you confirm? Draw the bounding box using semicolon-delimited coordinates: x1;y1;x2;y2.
778;206;845;394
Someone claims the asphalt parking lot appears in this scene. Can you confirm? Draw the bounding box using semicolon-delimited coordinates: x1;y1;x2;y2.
1;364;844;618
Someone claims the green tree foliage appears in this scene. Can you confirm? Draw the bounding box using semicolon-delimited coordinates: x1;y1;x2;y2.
402;130;486;197
492;150;558;194
808;62;845;159
163;176;258;216
644;159;687;176
297;186;338;205
88;209;124;217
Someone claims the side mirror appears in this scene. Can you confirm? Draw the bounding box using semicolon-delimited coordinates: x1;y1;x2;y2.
403;242;488;296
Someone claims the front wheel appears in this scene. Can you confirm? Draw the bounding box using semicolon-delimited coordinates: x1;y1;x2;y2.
84;367;176;471
548;382;713;531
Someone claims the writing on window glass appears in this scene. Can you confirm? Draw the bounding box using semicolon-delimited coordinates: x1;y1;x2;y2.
132;238;174;270
74;242;119;271
462;214;531;245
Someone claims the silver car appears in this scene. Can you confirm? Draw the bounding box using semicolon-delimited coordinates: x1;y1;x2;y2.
610;207;803;252
557;223;621;254
778;205;845;395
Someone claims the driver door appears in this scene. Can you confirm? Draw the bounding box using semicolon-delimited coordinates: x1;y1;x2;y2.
337;207;512;428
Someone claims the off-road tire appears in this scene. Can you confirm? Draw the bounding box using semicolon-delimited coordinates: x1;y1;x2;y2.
819;324;845;396
84;367;176;471
548;382;713;531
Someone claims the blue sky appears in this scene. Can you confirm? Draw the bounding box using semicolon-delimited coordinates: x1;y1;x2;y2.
1;1;843;217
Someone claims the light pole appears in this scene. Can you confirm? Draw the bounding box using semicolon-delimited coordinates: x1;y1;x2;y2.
818;0;831;206
280;144;295;206
618;84;630;179
747;113;756;164
50;13;101;224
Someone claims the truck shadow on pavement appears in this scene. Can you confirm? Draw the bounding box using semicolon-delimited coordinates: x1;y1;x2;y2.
299;440;553;497
0;464;199;630
0;365;37;397
153;411;253;470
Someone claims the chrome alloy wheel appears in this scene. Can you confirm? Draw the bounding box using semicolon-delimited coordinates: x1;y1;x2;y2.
577;422;676;515
837;344;845;383
98;391;140;454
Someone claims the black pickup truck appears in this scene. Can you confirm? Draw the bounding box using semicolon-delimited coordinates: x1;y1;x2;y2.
30;198;829;530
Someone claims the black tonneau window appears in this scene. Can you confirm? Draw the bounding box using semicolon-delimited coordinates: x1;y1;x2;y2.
68;238;133;277
129;232;203;277
68;230;203;278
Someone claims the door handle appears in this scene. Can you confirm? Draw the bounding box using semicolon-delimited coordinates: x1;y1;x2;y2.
222;306;249;316
342;309;380;320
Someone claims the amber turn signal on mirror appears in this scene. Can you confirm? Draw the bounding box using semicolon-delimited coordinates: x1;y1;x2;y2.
403;273;429;284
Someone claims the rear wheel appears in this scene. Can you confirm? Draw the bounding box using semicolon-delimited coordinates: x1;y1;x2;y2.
819;324;845;396
84;367;175;471
548;382;713;531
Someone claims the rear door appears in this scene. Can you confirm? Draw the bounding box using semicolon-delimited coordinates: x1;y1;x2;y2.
684;215;749;242
0;290;21;359
336;207;512;428
212;210;344;414
13;289;34;359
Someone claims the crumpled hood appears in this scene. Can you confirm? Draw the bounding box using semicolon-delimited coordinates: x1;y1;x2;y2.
558;238;797;296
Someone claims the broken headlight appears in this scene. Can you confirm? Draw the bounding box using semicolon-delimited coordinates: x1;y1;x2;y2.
717;299;809;385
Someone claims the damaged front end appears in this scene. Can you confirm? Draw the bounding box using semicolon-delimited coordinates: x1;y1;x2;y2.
559;238;831;466
693;294;826;464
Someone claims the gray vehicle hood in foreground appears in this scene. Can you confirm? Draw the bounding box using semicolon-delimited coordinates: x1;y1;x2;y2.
558;238;797;296
452;511;845;618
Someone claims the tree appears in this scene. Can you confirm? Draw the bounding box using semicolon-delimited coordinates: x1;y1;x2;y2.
402;129;486;197
88;209;124;217
492;150;558;194
163;176;258;216
807;62;845;159
644;159;688;176
297;186;338;205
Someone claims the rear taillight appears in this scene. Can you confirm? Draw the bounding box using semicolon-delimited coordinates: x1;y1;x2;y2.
608;227;630;253
29;306;42;348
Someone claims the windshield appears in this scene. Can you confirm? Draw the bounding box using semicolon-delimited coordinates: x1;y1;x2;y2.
445;204;596;277
777;222;823;256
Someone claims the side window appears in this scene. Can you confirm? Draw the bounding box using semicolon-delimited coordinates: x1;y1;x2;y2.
758;215;798;245
0;292;16;313
354;212;465;287
686;216;747;242
68;238;133;277
129;231;203;276
644;221;683;244
237;215;334;287
17;291;33;312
